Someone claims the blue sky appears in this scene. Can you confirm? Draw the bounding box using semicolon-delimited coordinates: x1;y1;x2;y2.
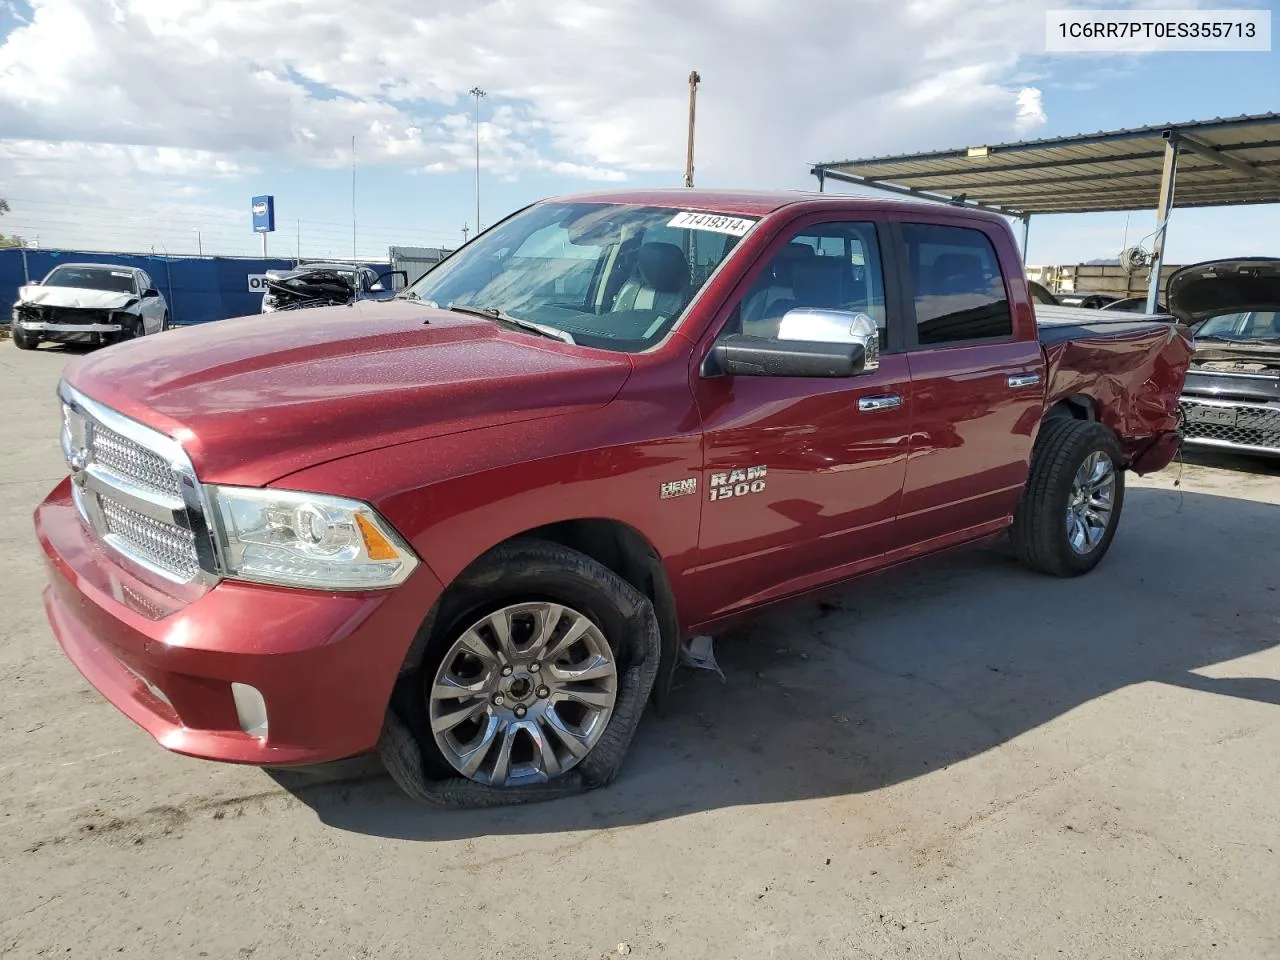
0;0;1276;266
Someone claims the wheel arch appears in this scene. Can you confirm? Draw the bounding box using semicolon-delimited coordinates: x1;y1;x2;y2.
1043;393;1097;422
412;517;681;710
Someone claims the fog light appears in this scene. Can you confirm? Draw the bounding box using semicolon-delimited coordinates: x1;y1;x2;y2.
231;682;268;738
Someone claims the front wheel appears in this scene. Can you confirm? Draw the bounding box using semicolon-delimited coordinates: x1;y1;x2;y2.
11;326;39;350
1012;418;1125;577
386;540;637;791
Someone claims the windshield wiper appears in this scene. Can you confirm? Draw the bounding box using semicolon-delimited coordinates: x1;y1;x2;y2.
446;303;575;344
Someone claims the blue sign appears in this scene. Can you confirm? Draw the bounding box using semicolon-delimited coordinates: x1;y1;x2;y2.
251;195;275;233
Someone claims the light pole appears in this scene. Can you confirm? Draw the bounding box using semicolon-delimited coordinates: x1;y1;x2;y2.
685;70;701;188
469;87;486;234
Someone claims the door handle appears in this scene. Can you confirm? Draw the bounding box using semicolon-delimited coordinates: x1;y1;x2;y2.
1007;373;1042;388
858;394;903;412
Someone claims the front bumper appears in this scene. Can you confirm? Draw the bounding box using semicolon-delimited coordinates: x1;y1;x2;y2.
35;478;442;765
18;321;123;333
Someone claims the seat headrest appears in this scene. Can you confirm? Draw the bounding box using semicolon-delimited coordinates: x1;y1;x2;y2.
638;242;689;295
781;243;817;260
929;253;985;295
792;257;848;306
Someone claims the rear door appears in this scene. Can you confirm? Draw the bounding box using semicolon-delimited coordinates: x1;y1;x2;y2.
892;219;1045;548
687;215;913;623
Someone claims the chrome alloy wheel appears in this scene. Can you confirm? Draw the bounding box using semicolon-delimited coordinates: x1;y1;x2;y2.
428;602;619;787
1065;450;1117;555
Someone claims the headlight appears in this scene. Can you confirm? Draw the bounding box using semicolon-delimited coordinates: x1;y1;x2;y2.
209;486;418;590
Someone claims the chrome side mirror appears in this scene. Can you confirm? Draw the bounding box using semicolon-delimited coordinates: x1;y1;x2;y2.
776;308;880;371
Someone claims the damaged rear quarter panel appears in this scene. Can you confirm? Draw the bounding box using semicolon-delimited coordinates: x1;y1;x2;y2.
1042;322;1195;472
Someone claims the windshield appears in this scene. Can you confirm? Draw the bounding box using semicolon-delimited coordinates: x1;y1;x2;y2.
41;266;136;293
402;202;757;351
1196;311;1280;341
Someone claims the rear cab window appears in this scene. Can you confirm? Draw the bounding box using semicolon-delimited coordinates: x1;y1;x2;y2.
902;223;1012;346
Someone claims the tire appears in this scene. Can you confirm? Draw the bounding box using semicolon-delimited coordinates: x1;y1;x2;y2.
391;539;635;789
116;315;143;343
160;313;170;332
11;326;39;350
1012;418;1125;577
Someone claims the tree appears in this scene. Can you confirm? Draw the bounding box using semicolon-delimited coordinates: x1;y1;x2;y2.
0;198;26;248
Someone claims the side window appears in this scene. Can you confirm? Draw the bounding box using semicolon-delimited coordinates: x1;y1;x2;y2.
733;221;887;346
137;271;150;292
903;223;1012;345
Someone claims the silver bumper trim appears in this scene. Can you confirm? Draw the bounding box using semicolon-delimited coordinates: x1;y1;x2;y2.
20;321;122;333
1182;436;1280;458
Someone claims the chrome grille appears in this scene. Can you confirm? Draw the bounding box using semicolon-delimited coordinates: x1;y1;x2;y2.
101;497;200;582
60;384;215;585
89;422;185;499
1180;398;1280;452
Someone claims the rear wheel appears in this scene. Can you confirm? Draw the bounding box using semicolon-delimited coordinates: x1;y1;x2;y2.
11;326;39;350
1012;418;1125;577
388;540;633;789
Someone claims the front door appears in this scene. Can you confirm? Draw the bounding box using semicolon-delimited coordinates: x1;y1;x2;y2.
136;271;166;333
687;218;913;625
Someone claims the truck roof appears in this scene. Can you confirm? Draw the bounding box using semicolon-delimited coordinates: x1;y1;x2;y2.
543;187;1010;224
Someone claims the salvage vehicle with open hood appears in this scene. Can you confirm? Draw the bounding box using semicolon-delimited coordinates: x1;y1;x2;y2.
1170;258;1280;457
259;261;405;313
34;189;1193;805
11;263;169;350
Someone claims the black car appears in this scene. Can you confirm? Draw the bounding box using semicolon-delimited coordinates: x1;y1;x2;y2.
1170;258;1280;458
1027;280;1059;305
1099;296;1169;313
1056;290;1122;310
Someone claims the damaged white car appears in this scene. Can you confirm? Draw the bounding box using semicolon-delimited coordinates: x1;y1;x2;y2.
10;263;169;351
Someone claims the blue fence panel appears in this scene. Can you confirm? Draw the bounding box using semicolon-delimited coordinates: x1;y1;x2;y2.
1;249;391;325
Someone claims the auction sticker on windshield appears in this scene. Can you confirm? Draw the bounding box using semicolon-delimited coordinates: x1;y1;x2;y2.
667;211;757;237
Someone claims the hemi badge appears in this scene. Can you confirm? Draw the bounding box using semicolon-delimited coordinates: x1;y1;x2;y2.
660;478;698;500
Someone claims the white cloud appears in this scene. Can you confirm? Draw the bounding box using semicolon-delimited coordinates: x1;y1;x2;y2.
1014;87;1047;134
17;0;1253;259
0;0;1068;187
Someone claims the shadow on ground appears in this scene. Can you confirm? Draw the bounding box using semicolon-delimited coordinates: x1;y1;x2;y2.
269;483;1280;840
1182;447;1280;477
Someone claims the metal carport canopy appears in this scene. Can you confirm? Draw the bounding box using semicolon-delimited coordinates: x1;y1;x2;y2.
810;113;1280;311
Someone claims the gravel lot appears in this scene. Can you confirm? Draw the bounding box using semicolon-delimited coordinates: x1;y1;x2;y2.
2;337;1278;960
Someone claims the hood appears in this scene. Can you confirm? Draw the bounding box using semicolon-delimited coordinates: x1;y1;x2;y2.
1166;258;1280;325
63;299;634;486
16;284;138;311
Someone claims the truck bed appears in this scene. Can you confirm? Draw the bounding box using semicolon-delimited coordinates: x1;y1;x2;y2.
1035;303;1178;346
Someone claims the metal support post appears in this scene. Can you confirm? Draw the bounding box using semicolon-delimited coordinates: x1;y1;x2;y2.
1146;136;1179;314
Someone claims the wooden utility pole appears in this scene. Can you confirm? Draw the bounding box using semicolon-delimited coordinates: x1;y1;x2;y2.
684;71;701;188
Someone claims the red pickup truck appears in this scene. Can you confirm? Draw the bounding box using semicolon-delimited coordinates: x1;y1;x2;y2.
35;190;1193;803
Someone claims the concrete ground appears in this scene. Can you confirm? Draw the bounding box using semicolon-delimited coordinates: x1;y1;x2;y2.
1;337;1278;960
